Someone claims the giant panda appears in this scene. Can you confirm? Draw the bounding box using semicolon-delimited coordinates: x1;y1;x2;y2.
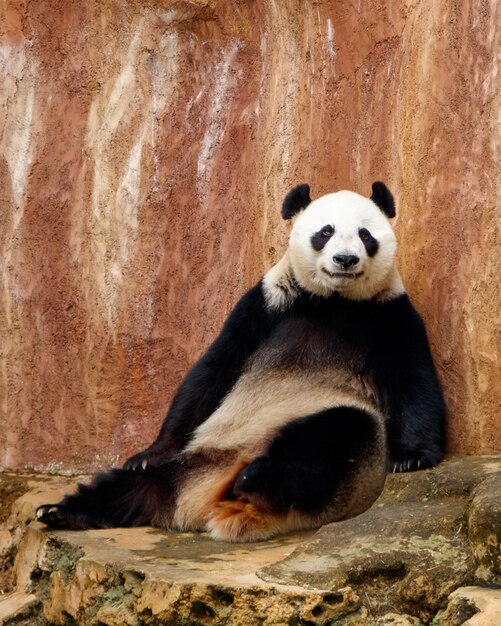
37;182;445;542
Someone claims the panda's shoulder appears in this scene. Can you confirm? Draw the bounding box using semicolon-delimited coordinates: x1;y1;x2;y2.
371;292;430;357
378;292;425;326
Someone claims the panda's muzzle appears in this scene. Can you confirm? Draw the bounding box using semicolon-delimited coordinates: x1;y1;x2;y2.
333;254;360;270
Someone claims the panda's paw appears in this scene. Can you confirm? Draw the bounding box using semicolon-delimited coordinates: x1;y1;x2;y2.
389;448;443;473
233;457;275;497
123;452;150;471
36;504;71;528
123;448;172;471
36;504;93;530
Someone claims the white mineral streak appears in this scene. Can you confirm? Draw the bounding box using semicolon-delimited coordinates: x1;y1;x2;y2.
84;21;146;325
326;19;336;69
151;27;179;193
197;42;240;207
2;78;35;211
79;18;178;326
257;0;301;257
0;43;37;466
269;5;300;176
315;9;336;83
0;44;37;323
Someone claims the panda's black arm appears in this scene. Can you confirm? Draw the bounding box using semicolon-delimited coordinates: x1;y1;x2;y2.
370;295;446;472
124;281;280;469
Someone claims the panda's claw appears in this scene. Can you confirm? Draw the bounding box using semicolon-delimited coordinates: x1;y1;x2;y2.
125;457;144;471
123;448;173;471
389;458;415;473
36;504;66;527
389;449;443;474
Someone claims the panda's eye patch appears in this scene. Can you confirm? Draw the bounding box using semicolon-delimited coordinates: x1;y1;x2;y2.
358;227;379;257
311;225;334;251
359;228;371;242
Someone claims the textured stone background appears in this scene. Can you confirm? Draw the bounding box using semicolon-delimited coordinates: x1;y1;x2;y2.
0;0;499;472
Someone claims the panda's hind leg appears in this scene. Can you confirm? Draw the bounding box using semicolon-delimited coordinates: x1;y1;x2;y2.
36;462;181;530
207;406;386;542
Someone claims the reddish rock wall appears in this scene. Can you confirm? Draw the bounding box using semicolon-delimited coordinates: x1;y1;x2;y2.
0;0;499;472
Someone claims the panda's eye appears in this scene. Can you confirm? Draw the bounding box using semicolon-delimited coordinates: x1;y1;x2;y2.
359;228;371;242
321;225;334;237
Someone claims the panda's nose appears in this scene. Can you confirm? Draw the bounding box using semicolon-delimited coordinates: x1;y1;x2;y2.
333;254;360;269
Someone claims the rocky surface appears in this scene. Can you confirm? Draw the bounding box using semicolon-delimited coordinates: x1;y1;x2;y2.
0;0;500;473
259;456;501;622
0;456;499;625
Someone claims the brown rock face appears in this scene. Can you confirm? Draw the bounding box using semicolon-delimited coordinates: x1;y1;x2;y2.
0;1;499;472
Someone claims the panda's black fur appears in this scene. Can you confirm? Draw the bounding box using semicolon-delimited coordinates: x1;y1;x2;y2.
37;183;445;541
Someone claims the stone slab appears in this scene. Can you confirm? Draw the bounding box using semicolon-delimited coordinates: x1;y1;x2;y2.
0;457;499;625
0;591;38;624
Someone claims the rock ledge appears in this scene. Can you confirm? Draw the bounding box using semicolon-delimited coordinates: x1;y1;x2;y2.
0;456;499;625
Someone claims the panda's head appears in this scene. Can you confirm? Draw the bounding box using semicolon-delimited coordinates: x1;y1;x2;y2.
282;182;399;300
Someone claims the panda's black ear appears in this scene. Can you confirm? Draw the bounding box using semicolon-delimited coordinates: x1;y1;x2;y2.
370;181;396;218
281;184;312;220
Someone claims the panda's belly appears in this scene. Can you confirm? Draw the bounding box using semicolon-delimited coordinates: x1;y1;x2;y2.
186;316;379;455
